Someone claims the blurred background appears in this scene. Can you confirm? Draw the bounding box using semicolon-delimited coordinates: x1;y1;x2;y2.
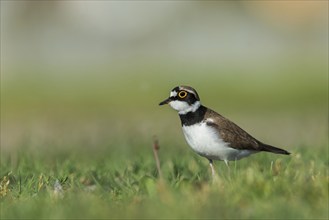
1;1;328;160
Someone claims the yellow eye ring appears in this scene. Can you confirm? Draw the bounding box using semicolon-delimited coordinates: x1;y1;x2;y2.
178;91;187;99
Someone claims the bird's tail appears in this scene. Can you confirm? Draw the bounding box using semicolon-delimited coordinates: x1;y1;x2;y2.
261;143;290;155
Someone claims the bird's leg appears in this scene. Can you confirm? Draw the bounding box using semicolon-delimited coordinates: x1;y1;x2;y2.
224;160;231;178
208;159;216;177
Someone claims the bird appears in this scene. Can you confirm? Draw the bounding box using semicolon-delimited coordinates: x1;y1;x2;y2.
159;85;290;177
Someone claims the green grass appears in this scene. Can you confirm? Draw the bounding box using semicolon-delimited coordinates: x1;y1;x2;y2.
1;62;328;218
1;142;328;219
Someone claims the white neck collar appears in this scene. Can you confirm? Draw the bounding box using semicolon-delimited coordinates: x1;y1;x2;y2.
178;101;201;115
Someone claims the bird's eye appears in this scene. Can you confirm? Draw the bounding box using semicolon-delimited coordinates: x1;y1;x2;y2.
178;91;187;99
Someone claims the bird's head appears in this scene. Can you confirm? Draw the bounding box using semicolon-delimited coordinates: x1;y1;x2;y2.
159;86;201;114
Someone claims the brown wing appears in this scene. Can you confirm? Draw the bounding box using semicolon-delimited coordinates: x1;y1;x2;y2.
204;109;263;151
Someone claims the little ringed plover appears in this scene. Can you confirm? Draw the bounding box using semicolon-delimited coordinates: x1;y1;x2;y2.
159;85;290;176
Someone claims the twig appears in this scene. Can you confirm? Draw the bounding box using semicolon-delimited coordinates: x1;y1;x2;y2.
152;135;163;180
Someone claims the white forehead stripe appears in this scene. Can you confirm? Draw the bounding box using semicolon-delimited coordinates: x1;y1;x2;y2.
170;91;177;97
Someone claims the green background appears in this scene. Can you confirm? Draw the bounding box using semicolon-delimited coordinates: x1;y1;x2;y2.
1;1;328;219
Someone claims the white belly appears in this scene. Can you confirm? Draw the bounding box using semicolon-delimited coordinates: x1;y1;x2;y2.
182;122;254;161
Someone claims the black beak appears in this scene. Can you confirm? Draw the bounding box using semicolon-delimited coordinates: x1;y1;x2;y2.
159;97;171;106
